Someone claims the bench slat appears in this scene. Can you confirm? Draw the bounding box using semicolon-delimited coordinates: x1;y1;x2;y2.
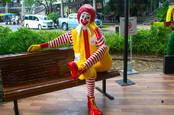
3;69;119;102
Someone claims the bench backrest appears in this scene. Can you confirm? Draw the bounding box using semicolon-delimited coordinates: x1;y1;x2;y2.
0;48;74;101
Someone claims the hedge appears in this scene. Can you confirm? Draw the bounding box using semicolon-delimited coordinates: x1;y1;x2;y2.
0;24;171;55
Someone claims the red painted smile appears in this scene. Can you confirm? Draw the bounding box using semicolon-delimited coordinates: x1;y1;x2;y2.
81;19;88;26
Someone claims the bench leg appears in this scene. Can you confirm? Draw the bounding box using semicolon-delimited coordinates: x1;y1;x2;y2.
13;100;19;115
95;79;114;100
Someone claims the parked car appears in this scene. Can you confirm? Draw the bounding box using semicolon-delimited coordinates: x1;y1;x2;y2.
58;13;102;30
94;18;102;28
23;15;54;30
11;16;20;25
4;14;19;25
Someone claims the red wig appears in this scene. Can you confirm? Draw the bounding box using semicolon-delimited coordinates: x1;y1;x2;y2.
77;4;96;23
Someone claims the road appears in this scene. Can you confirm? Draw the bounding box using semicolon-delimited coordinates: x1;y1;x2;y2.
0;23;22;31
0;22;115;33
0;22;62;32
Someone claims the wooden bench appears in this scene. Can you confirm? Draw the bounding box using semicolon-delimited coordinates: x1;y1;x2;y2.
0;48;120;115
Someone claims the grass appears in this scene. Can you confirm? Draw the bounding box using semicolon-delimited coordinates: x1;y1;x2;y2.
102;25;111;28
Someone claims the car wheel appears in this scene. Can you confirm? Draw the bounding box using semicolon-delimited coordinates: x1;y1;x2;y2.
38;24;42;30
62;23;68;31
26;24;29;28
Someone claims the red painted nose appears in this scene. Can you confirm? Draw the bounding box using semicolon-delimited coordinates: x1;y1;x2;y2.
84;17;87;21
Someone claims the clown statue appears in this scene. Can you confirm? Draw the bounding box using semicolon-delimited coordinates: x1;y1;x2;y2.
28;4;112;115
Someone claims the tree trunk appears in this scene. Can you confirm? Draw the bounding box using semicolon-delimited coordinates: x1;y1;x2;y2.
150;0;152;12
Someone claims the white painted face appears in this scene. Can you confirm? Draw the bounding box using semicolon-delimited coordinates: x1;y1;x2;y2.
79;12;91;26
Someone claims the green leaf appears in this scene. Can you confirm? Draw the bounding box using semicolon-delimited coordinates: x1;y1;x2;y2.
1;0;11;5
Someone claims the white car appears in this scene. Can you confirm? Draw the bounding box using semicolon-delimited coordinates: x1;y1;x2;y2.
23;15;54;30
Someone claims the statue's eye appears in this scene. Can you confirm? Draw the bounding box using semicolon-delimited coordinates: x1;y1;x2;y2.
87;17;90;20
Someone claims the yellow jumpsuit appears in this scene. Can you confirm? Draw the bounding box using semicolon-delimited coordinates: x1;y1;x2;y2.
71;28;112;80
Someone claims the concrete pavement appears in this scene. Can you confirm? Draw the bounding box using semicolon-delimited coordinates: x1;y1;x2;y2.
102;24;150;32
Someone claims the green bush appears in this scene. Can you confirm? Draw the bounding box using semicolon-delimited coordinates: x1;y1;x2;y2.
132;24;171;55
166;31;174;55
105;24;171;55
0;28;67;55
132;28;151;54
48;12;60;24
0;24;171;56
105;32;124;53
0;28;43;55
0;25;12;38
149;24;171;55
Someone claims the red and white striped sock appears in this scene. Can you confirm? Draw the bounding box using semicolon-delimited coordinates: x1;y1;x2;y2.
86;77;95;98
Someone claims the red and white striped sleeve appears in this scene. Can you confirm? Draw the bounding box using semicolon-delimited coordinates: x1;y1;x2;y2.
40;31;72;48
48;31;73;48
82;45;107;69
95;28;106;47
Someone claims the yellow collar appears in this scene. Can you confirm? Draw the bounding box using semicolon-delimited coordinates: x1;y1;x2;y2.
76;24;93;36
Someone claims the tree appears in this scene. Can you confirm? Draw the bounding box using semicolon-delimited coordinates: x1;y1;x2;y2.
103;0;117;15
23;0;57;15
24;0;36;14
1;0;11;5
48;12;59;24
156;2;169;21
35;0;57;15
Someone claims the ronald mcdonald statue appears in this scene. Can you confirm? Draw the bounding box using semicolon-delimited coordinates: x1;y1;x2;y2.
28;4;112;115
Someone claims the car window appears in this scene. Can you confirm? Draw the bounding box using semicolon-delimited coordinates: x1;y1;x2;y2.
24;16;29;20
32;16;39;21
36;17;39;21
39;16;49;20
29;16;33;20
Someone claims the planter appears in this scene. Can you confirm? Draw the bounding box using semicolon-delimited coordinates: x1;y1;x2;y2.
163;55;174;74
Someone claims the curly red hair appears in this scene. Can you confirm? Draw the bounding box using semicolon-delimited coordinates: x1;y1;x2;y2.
77;4;96;23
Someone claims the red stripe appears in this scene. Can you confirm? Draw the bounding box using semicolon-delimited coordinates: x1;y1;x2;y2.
91;56;98;64
83;30;90;59
64;34;67;43
95;28;102;40
61;35;65;44
55;39;59;47
88;58;94;66
56;36;60;45
87;82;95;85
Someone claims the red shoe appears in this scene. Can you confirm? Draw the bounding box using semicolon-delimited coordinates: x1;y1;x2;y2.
68;61;79;80
88;96;103;115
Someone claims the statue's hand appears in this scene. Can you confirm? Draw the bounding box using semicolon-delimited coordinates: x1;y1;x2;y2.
27;44;41;52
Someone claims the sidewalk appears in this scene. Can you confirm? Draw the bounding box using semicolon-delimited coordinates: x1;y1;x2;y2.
102;24;150;32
